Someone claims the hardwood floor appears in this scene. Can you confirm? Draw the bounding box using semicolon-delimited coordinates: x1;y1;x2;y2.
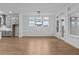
0;37;79;55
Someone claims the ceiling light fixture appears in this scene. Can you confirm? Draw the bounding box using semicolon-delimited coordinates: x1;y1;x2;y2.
37;11;40;14
9;11;12;14
0;10;4;14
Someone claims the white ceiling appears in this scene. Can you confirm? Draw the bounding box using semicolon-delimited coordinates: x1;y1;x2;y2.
0;3;69;15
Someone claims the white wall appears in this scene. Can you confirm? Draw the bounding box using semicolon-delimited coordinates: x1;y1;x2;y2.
65;4;79;48
18;3;67;37
55;4;79;49
0;3;67;37
22;14;55;36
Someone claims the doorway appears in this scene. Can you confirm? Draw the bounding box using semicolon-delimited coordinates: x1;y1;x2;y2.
1;14;19;37
61;19;64;38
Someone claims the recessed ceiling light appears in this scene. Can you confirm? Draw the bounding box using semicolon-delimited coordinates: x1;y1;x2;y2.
9;11;12;13
0;10;3;13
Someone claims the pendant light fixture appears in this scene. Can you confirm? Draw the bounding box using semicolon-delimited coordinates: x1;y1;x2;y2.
35;10;43;26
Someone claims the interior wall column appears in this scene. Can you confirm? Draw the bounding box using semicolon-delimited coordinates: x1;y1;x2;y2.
19;14;23;38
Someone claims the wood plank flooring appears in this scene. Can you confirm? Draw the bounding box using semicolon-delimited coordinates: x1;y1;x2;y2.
0;37;79;55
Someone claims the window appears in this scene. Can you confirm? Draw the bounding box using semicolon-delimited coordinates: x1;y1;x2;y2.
29;20;35;26
43;17;49;19
43;20;49;27
29;16;49;27
70;17;79;36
